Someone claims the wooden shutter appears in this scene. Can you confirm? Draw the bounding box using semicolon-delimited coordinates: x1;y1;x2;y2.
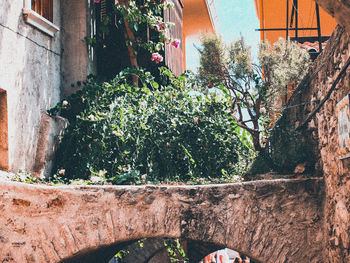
32;0;53;22
164;0;184;76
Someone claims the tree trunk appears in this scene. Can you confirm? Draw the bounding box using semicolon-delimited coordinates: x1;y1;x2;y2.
118;0;139;86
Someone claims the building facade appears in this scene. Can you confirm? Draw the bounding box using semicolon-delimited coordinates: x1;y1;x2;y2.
0;0;216;177
254;0;336;45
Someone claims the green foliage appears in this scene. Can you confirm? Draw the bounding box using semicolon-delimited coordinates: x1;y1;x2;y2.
196;35;311;151
197;35;266;151
259;38;311;114
114;248;129;260
49;68;251;184
89;0;178;61
113;238;188;262
259;38;310;90
164;238;188;263
12;170;44;184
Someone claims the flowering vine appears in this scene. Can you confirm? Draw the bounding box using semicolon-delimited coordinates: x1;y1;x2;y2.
92;0;180;72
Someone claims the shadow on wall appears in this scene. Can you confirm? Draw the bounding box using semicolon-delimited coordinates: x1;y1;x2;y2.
0;89;8;170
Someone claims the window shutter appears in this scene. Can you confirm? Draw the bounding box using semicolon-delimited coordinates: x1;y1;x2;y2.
164;0;184;75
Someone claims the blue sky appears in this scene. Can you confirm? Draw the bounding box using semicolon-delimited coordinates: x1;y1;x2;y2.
186;0;260;71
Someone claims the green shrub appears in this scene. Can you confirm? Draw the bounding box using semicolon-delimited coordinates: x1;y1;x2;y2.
49;68;252;184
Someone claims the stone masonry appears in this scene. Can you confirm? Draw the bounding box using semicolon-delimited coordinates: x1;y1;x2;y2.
0;179;324;263
284;22;350;262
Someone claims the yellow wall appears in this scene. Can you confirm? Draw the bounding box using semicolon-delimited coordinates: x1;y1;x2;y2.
255;0;337;43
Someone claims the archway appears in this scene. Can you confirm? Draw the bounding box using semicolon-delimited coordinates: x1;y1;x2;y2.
59;237;260;263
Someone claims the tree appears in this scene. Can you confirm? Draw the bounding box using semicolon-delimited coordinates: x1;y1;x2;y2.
197;35;310;151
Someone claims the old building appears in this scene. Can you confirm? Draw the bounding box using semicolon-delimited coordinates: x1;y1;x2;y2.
0;0;217;177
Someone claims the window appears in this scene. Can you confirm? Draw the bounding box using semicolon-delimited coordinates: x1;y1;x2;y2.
31;0;53;22
23;0;59;37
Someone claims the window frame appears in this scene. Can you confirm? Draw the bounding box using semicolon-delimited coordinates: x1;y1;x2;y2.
23;0;59;37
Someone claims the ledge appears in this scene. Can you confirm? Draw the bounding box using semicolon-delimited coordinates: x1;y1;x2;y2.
22;9;59;37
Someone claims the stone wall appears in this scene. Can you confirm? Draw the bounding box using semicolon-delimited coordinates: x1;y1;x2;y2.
0;179;324;263
282;24;350;262
312;28;350;262
0;1;62;173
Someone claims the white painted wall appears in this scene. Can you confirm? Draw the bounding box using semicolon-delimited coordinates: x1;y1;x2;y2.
0;0;62;173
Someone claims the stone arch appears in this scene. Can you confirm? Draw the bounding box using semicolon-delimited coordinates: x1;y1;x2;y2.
0;179;324;263
0;88;8;170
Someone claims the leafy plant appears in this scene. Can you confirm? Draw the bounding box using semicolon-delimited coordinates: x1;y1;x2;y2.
164;238;188;263
49;68;252;184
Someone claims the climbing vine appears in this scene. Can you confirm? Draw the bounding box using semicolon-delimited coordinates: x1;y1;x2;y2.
90;0;180;69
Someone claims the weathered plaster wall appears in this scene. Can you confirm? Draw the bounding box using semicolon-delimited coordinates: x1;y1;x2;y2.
284;25;350;262
0;179;324;263
0;1;62;173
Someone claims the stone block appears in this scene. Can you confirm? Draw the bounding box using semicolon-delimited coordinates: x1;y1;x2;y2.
32;114;68;178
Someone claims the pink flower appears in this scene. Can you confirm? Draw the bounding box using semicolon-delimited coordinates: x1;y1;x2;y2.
154;20;166;32
151;52;163;63
172;39;180;48
94;0;100;3
62;100;68;106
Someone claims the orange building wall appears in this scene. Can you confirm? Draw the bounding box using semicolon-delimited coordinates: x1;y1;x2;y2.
182;0;216;69
255;0;337;43
182;0;215;37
